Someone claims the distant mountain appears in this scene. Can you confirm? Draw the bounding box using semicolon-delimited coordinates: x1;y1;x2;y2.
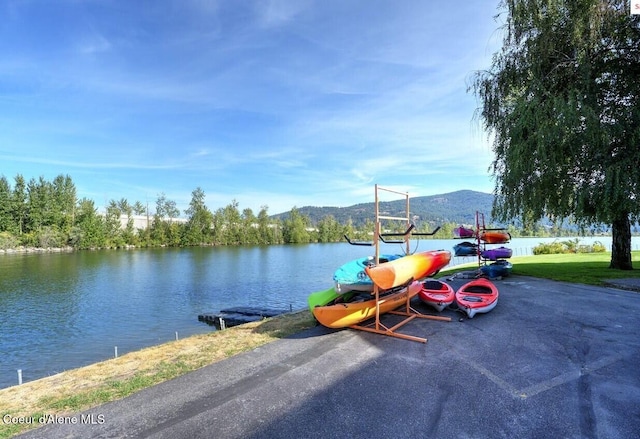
271;190;496;228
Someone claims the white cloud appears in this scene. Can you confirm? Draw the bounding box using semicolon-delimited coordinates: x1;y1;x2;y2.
77;33;111;54
254;0;311;28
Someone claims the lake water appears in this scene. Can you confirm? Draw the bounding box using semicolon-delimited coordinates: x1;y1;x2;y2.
0;236;634;389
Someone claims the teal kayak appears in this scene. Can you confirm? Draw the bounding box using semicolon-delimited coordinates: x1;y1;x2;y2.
333;254;403;293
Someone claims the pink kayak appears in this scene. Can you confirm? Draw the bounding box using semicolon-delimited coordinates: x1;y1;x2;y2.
454;226;475;239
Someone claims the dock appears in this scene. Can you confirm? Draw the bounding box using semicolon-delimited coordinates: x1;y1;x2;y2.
198;306;290;329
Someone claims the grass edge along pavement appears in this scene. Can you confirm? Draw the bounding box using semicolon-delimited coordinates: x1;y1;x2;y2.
0;311;317;438
514;251;640;285
1;251;639;438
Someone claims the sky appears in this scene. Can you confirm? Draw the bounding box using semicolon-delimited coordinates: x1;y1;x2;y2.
0;0;505;216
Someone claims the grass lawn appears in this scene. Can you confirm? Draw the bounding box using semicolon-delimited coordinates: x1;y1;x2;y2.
442;251;640;285
506;251;640;285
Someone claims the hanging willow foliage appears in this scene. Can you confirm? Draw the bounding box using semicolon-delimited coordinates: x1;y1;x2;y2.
471;0;640;269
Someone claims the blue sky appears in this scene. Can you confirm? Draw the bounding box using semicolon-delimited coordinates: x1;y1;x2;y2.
0;0;503;215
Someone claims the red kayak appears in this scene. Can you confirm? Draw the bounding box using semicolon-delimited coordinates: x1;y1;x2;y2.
455;278;499;318
418;279;455;312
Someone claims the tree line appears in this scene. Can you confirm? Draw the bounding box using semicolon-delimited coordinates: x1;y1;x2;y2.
0;173;577;251
0;174;363;250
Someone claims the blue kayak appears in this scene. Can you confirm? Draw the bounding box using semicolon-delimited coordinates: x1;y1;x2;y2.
480;260;513;278
333;254;403;293
453;241;479;257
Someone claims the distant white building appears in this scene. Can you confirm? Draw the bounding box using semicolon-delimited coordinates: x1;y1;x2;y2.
118;215;188;230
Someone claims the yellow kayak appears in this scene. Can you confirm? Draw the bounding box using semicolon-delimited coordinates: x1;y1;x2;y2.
312;281;421;329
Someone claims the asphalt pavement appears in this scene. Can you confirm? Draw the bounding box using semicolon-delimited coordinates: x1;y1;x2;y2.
16;275;640;439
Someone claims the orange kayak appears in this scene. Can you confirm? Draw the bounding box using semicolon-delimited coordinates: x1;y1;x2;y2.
312;281;421;329
479;230;511;244
364;250;451;290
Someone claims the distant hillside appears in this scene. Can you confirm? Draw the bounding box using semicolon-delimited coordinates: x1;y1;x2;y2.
271;190;496;228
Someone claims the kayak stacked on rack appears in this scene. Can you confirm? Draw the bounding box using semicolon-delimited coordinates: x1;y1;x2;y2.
308;187;458;339
364;250;451;290
452;225;478;258
481;246;512;261
308;252;501;326
332;254;403;293
307;207;503;330
467;212;514;279
479;230;512;278
480;260;513;278
453;225;475;239
479;230;511;244
453;241;479;257
309;250;452;328
311;281;422;329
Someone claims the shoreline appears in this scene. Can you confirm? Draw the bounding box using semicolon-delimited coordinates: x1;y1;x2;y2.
0;246;75;254
0;245;144;255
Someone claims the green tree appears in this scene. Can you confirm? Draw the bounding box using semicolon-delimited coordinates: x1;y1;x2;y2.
104;199;125;247
117;198;136;244
184;187;213;245
356;218;376;242
210;208;225;245
433;222;454;240
52;174;76;235
0;176;12;233
316;215;342;242
26;176;52;233
282;207;311;244
242;207;260;245
150;197;166;245
11;175;27;236
222;200;242;245
73;198;105;249
132;201;150;245
471;0;640;269
151;193;181;245
132;201;146;216
257;205;273;245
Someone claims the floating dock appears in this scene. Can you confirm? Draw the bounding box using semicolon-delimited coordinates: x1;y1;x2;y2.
198;306;290;329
